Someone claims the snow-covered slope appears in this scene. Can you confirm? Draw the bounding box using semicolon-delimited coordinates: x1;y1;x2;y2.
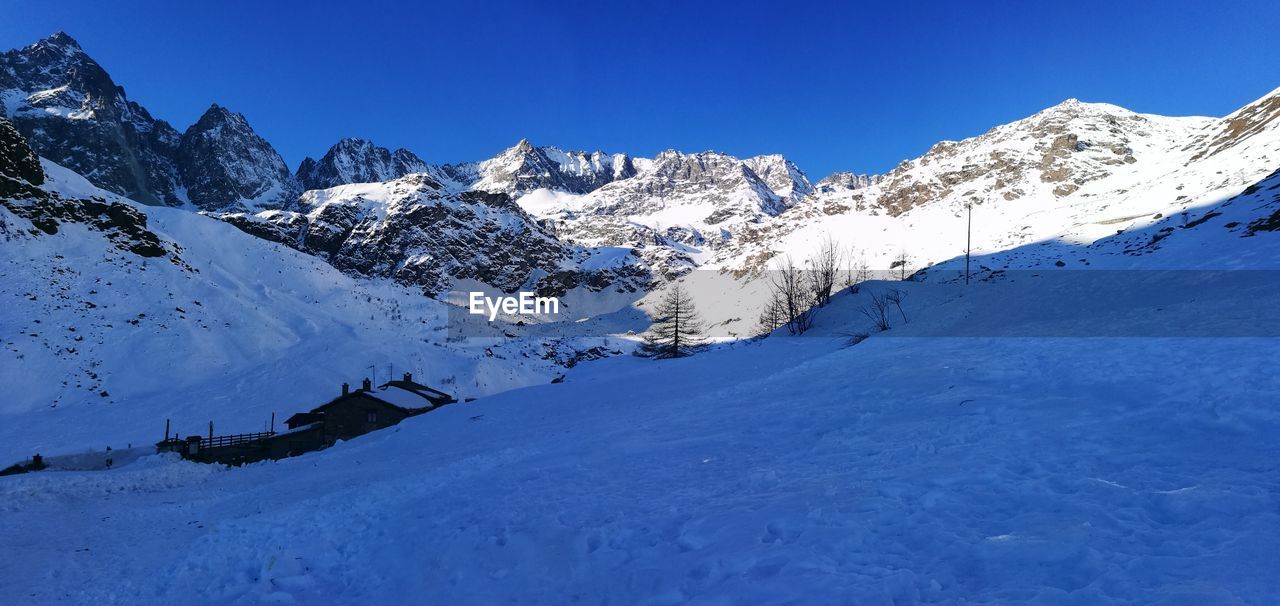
6;29;1280;604
3;270;1278;603
676;88;1280;335
0;155;645;462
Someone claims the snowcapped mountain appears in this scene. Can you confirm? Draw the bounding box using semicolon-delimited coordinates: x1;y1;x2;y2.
176;104;298;211
813;171;881;194
1;33;299;212
446;139;638;196
743;153;813;202
0;32;184;206
519;150;789;252
494;149;802;284
296;138;430;191
8;27;1280;606
6;30;1280;391
876;98;1211;213
214;172;651;299
578;150;788;223
700;94;1268;276
1;121;640;459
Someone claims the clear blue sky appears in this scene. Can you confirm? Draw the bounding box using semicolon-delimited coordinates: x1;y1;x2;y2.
4;0;1279;178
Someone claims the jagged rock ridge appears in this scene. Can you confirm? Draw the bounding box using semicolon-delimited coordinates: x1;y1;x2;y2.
296;138;430;190
2;33;298;211
176;104;298;211
0;32;183;206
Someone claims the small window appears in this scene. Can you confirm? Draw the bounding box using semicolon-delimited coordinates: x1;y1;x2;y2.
367;412;377;423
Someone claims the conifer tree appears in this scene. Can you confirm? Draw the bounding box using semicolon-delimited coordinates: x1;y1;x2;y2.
638;285;706;358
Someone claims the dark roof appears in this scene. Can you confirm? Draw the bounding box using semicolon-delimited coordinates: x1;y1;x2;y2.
311;390;416;414
285;411;322;425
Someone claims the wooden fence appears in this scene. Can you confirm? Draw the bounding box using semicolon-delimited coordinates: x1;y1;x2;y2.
199;431;276;449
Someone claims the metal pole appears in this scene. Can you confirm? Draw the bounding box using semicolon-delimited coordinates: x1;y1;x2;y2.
965;202;972;285
165;418;170;441
209;421;213;443
270;412;275;434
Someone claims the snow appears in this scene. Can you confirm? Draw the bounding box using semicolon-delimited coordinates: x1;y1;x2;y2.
5;76;1280;604
20;86;94;120
514;187;585;216
2;279;1278;603
38;159;134;202
0;161;638;462
372;384;445;410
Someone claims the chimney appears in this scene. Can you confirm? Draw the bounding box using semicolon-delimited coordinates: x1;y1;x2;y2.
362;377;372;391
342;382;349;395
403;372;412;383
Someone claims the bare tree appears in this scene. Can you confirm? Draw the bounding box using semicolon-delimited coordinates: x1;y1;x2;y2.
891;250;914;281
886;288;908;324
859;289;893;331
841;246;857;290
638;284;706;358
769;255;816;335
844;248;871;293
809;236;840;307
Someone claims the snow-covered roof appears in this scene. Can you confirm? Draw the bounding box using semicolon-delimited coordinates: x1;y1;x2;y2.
372;384;445;411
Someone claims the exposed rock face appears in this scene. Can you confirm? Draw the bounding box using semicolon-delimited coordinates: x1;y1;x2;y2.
456;139;638;196
579;150;785;221
2;34;298;211
0;117;44;198
511;149;807;280
814;172;881;194
213;174;650;297
296;138;430;190
0;32;183;206
1187;86;1280;162
0;119;176;259
176;105;298;211
795;98;1211;221
744;154;814;203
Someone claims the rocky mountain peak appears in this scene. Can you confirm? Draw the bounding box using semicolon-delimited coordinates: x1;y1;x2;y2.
296;137;429;190
856;97;1215;215
468;140;635;196
814;171;882;193
567;149;787;230
191;103;247;130
1;34;184;206
176;104;297;211
19;32;87;64
743;154;814;202
44;31;78;45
